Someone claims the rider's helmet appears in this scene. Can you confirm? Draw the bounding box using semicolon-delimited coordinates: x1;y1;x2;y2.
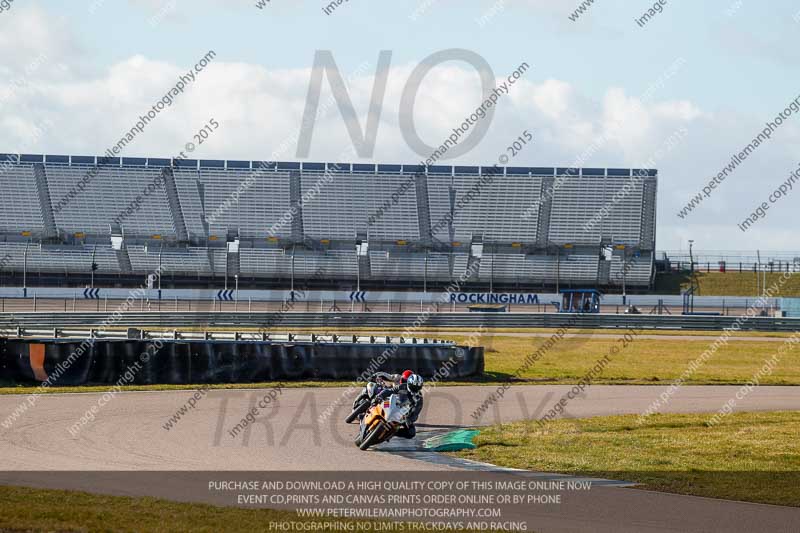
400;370;413;383
406;374;423;393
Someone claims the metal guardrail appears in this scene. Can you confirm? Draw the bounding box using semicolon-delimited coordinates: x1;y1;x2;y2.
0;327;453;345
0;312;798;332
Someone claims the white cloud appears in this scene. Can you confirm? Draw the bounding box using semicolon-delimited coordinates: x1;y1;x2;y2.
1;10;798;250
0;6;79;74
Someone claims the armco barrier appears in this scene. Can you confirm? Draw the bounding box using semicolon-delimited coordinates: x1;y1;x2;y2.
0;338;484;385
1;312;800;332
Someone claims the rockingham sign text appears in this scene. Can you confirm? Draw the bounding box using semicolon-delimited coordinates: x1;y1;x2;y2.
450;293;540;305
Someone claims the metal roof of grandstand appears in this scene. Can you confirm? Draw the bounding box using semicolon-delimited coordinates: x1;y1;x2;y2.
1;153;657;177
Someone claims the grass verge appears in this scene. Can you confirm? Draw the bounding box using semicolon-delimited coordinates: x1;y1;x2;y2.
454;410;800;506
2;332;799;395
656;271;800;296
0;484;497;533
0;485;387;533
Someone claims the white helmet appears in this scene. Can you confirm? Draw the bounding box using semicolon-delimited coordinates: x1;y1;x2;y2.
406;373;423;393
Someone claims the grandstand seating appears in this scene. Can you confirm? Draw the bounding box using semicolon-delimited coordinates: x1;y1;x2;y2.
47;164;175;237
172;169;207;239
198;168;291;240
127;245;211;275
0;164;45;235
607;251;652;286
301;171;420;241
239;248;358;278
428;173;541;243
0;155;657;288
0;242;119;273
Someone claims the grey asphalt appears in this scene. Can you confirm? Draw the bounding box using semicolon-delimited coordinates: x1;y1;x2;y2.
1;385;799;532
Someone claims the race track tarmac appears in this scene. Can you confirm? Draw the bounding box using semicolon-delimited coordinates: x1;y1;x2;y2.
1;385;799;532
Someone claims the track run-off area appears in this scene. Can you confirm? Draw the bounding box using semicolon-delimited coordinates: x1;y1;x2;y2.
1;385;799;532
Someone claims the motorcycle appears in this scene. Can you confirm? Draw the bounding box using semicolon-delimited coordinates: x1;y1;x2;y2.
356;392;412;451
345;378;388;424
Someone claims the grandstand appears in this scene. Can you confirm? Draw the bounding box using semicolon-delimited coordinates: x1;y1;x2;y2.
0;154;657;291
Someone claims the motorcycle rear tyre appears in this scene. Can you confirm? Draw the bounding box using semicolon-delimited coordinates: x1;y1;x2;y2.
345;400;369;424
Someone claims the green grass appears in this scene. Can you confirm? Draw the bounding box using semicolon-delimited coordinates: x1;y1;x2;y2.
98;325;800;338
475;335;800;385
0;485;495;533
0;485;386;532
656;271;800;296
454;411;800;506
2;332;799;394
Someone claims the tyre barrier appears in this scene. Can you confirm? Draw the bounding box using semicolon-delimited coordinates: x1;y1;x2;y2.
0;337;484;385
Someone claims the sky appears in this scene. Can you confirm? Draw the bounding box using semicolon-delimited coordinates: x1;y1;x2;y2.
1;0;799;252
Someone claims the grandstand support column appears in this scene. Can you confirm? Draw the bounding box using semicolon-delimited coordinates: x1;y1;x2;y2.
556;245;560;293
414;173;433;246
289;170;305;243
640;177;657;249
161;167;190;242
32;163;57;240
226;236;240;278
535;176;555;247
598;254;611;286
465;235;482;283
115;245;133;274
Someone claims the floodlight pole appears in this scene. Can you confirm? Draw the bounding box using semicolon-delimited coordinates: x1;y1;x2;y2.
555;245;560;294
91;244;97;289
291;246;296;294
23;241;29;298
622;248;627;306
689;240;695;313
423;251;428;294
158;243;163;300
489;245;494;294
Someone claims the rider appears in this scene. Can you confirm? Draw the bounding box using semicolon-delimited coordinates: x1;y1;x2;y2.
357;373;424;443
352;370;413;408
394;374;424;439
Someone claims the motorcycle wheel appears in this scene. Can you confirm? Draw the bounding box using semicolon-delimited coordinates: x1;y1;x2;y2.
345;400;369;424
359;425;384;451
